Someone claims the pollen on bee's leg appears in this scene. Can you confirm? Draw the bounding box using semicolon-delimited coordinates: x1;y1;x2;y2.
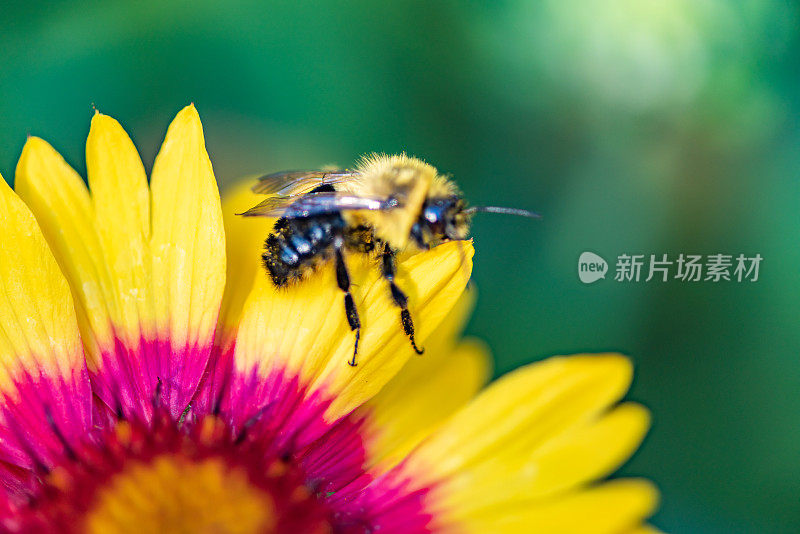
381;245;425;356
401;309;425;355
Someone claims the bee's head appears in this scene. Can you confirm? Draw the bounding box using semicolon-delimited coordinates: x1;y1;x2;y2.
410;197;540;249
411;197;471;249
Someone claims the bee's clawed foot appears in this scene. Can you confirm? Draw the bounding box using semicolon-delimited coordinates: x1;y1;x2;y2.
347;328;361;366
410;340;424;355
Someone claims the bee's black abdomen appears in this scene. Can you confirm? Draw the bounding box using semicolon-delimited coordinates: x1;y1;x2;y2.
279;243;300;266
262;234;291;286
307;225;325;245
262;213;345;288
290;234;313;255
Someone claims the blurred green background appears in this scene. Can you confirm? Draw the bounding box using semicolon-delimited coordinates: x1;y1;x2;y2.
1;1;798;531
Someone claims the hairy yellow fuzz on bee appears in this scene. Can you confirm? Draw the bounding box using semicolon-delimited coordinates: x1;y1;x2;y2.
339;153;438;247
428;172;461;198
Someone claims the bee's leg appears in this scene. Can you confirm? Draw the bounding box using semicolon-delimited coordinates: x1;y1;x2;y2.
381;244;424;355
335;240;361;366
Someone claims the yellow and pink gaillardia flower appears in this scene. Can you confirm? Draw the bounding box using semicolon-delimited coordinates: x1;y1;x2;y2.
0;105;659;533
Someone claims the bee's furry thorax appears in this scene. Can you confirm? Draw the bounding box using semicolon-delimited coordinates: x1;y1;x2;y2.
338;153;452;249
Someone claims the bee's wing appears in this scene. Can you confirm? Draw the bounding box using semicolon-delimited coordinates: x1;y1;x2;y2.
251;170;359;196
238;191;397;218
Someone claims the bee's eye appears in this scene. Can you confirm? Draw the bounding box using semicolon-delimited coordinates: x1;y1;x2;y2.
424;206;441;224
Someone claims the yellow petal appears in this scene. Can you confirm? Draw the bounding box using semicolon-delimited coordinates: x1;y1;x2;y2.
0;175;91;464
407;354;634;485
522;402;650;497
231;241;473;421
86;112;153;343
149;104;226;351
384;354;657;530
217;181;275;348
362;338;490;471
388;287;477;379
15;136;115;369
436;401;650;514
360;288;482;469
449;479;658;534
20;108;225;419
323;241;474;417
0;176;84;385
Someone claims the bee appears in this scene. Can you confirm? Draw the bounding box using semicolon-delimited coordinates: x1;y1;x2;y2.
239;154;538;366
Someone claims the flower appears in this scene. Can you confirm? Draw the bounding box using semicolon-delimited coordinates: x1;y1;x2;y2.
0;105;658;533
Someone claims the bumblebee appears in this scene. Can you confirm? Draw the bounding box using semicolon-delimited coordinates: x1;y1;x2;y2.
240;154;538;366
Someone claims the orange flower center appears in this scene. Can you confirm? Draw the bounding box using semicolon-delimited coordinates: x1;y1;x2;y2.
11;415;343;533
83;455;275;534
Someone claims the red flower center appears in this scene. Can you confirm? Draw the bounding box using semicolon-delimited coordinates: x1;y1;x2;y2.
2;412;351;533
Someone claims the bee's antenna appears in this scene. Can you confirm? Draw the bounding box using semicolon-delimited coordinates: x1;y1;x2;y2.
465;206;542;218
